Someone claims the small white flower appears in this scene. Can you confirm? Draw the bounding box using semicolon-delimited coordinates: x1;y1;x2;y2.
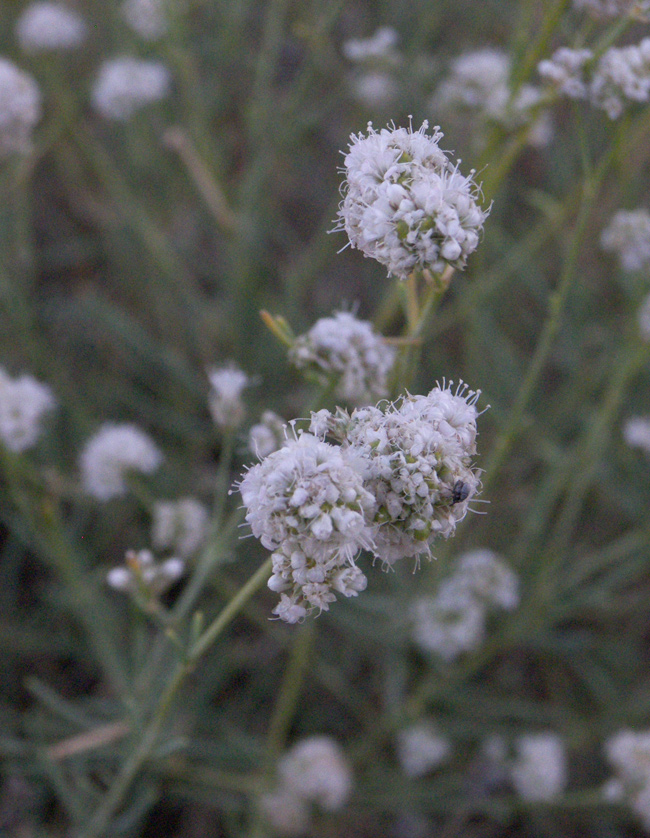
538;48;593;99
0;368;55;453
152;498;209;557
454;549;519;611
208;364;249;430
16;2;87;52
590;39;650;119
258;786;311;837
511;733;567;802
335;121;490;280
91;57;170;120
342;27;400;64
80;423;163;501
278;737;353;812
411;581;486;660
107;548;184;597
601;208;650;272
624;416;650;454
121;0;169;40
289;311;396;405
0;59;41;157
248;410;287;458
396;722;451;778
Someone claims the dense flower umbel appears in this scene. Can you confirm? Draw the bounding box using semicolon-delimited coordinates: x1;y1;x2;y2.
121;0;169;40
335;121;490;279
601;209;650;272
511;733;567;802
278;737;353;812
80;423;162;500
0;59;41;157
314;382;482;565
238;433;375;621
152;498;208;557
538;48;594;99
91;57;170;120
0;368;55;453
289;311;396;405
16;2;87;52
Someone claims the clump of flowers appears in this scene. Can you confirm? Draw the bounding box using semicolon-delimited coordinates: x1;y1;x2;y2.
604;730;650;830
396;722;451;778
601;209;650;272
590;39;650;119
208;364;249;430
538;48;594;99
121;0;169;40
238;432;375;623
91;56;170;120
510;733;567;802
15;2;87;52
335;120;490;280
152;498;209;557
79;423;163;501
411;548;518;659
342;26;402;108
0;367;55;453
248;410;287;458
107;549;184;598
289;311;396;405
0;58;41;157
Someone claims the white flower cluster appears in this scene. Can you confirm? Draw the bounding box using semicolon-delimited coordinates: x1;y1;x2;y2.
573;0;650;19
335;121;490;280
604;730;650;830
623;416;650;454
342;27;401;64
239;433;374;622
396;722;451;778
600;209;650;272
15;2;87;52
0;367;55;453
412;549;518;660
510;733;567;802
91;57;170;120
540;39;650;119
208;364;249;430
79;423;162;501
260;737;352;836
107;548;184;597
152;498;208;557
0;58;41;157
248;410;286;458
121;0;169;40
342;27;401;108
288;311;396;405
433;49;552;147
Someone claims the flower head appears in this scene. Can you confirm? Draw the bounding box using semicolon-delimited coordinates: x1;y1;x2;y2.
91;57;170;120
511;733;567;802
538;48;593;99
335;121;490;279
0;59;41;157
152;498;209;557
278;737;353;812
16;2;87;52
289;311;396;404
590;39;650;119
208;364;249;429
396;722;451;778
107;548;184;597
80;423;162;500
248;410;287;458
121;0;169;40
0;368;55;453
454;548;519;610
412;581;486;660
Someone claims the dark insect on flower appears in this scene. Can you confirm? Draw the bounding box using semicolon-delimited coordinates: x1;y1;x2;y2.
450;480;470;505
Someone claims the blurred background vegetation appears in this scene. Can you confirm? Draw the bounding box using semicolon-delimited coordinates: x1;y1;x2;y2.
2;0;650;835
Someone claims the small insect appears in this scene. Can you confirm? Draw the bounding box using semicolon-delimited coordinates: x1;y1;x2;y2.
450;480;470;505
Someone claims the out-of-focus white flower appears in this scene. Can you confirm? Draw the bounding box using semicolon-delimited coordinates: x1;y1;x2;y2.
208;364;249;430
590;39;650;119
335;121;490;280
0;368;55;453
91;56;170;120
454;549;519;610
258;786;311;837
315;381;482;565
107;548;184;597
278;737;353;812
412;581;486;660
349;70;399;107
573;0;650;19
638;293;650;341
605;730;650;829
538;48;593;99
152;498;208;557
396;722;451;778
238;433;375;622
80;423;163;500
601;209;650;272
248;410;286;458
343;27;400;64
289;311;396;405
0;59;41;157
16;2;86;52
510;733;567;802
121;0;169;40
623;416;650;454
